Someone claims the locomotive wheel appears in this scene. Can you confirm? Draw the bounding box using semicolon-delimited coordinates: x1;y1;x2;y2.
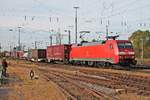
84;61;88;66
80;61;86;66
102;62;111;67
88;61;94;67
96;62;103;67
102;62;105;67
73;61;80;66
71;61;75;65
72;61;77;65
77;61;81;65
94;62;98;67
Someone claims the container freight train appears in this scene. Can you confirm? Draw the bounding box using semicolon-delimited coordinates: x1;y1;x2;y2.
46;39;136;66
6;39;136;66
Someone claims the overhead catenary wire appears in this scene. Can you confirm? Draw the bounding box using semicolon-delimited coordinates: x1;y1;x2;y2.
0;1;150;35
101;2;150;19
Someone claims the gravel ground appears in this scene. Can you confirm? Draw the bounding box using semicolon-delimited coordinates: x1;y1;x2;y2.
0;59;150;100
0;60;67;100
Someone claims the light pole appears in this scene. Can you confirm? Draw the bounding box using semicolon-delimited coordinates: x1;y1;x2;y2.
106;25;109;40
35;41;37;49
141;38;144;64
49;35;53;46
74;6;79;44
0;43;1;53
68;30;71;44
65;30;71;44
140;37;150;64
18;27;22;50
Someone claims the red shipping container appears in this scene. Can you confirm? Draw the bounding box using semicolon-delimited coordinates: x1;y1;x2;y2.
46;44;71;63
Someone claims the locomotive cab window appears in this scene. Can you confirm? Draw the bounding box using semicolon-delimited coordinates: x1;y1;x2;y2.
118;42;133;49
118;43;124;49
125;43;133;49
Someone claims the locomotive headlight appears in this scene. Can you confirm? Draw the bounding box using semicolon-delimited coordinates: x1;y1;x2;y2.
131;56;135;58
128;52;135;55
119;56;123;59
119;52;126;55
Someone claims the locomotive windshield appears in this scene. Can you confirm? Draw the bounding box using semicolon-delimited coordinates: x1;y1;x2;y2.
118;42;133;49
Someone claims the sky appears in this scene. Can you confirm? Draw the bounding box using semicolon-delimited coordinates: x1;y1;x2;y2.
0;0;150;51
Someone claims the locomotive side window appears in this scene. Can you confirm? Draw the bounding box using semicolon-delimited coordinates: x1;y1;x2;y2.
110;44;113;49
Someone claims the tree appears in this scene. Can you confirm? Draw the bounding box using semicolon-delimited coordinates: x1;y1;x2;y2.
129;30;150;58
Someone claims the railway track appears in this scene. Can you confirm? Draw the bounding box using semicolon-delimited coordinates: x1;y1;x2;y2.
10;60;150;97
35;61;150;73
37;64;150;96
12;59;150;74
38;65;150;96
79;70;150;96
39;68;119;100
43;73;77;100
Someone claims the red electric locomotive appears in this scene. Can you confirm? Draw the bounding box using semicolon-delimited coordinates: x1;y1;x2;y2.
70;37;136;66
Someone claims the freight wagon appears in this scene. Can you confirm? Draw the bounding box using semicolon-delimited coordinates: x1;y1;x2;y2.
0;51;10;58
46;44;71;63
9;50;25;59
0;52;5;58
16;51;24;59
10;51;16;58
28;49;46;62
